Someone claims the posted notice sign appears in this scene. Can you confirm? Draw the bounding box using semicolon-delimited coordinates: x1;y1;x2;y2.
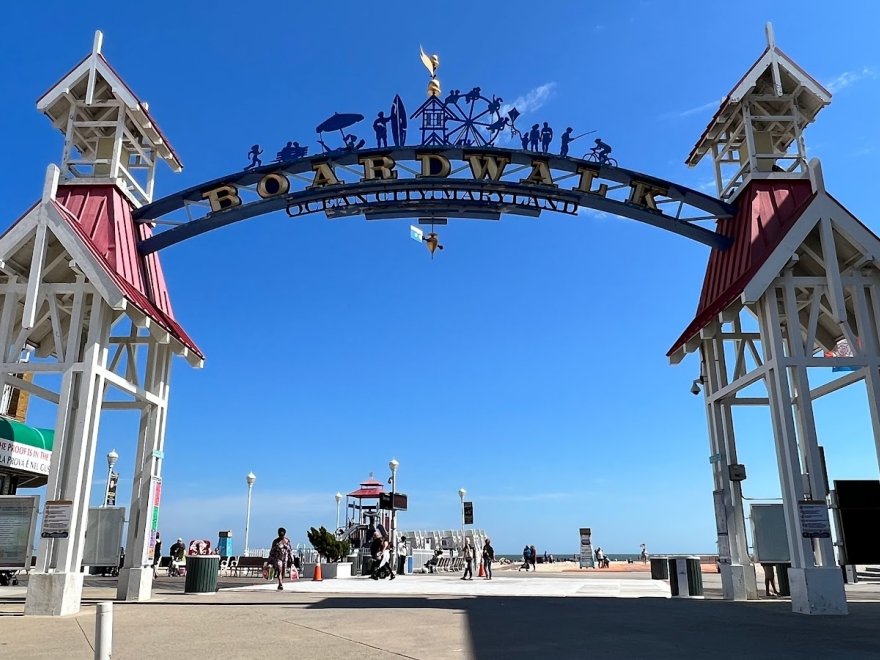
579;527;595;568
798;500;832;538
0;495;40;569
41;500;73;539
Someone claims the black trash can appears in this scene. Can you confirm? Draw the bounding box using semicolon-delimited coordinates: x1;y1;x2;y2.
770;563;791;597
667;556;704;597
650;556;669;580
184;555;219;594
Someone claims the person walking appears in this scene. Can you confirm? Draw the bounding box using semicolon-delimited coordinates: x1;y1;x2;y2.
482;539;495;580
461;541;474;580
529;545;537;572
152;532;162;577
268;527;294;591
396;535;408;575
762;563;779;597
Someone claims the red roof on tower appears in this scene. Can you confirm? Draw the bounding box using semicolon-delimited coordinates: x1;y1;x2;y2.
52;185;203;360
668;179;815;359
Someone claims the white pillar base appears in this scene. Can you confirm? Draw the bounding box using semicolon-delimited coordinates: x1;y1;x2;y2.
117;566;153;601
788;567;848;615
720;563;758;600
24;572;84;616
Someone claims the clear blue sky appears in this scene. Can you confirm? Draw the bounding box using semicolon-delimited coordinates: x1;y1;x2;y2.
2;1;879;555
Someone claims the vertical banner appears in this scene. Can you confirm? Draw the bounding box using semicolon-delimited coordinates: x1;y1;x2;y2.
579;527;594;568
143;476;162;564
463;501;474;525
105;471;119;506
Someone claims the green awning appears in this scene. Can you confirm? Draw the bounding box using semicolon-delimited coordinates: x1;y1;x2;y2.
0;417;54;451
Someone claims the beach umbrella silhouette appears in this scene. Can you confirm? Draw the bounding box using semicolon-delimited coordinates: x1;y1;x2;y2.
316;113;365;148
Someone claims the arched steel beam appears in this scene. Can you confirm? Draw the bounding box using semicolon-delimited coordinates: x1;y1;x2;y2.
134;147;735;253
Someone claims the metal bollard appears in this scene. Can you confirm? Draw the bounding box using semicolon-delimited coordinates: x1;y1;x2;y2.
95;601;112;660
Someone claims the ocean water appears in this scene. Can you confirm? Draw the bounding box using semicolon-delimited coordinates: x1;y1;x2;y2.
498;553;643;563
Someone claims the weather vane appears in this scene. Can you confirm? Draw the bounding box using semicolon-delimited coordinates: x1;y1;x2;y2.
419;45;441;97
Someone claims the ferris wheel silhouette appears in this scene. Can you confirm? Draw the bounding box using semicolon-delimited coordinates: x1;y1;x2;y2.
443;87;507;147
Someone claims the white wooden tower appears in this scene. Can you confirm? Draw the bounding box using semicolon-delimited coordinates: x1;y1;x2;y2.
670;24;880;615
0;32;201;616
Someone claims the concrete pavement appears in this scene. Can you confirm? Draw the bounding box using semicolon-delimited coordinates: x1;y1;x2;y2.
2;572;879;659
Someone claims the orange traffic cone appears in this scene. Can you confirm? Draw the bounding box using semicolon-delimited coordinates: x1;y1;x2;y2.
478;561;486;578
313;563;323;581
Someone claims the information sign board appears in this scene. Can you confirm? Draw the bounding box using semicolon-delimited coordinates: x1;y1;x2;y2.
41;500;73;539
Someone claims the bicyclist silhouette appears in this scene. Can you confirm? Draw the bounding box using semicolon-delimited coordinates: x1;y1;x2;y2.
586;138;617;167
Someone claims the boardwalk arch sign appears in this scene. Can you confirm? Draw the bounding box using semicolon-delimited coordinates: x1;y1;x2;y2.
3;26;878;617
136;146;734;253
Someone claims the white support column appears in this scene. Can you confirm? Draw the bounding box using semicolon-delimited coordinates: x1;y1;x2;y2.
118;336;172;601
701;328;757;600
25;294;111;616
781;273;835;567
759;286;847;615
852;276;880;486
0;279;20;412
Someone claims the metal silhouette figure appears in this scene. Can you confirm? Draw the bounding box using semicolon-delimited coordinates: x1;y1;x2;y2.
374;111;391;148
560;127;574;157
487;95;503;115
443;86;506;147
585;138;617;167
390;95;407;146
464;87;482;104
487;116;509;142
444;89;462;105
316;112;365;154
560;129;595;157
275;141;308;162
529;124;540;151
520;132;530;150
244;144;262;170
540;122;553;153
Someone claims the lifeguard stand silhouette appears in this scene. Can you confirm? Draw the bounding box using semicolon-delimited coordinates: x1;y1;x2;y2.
670;24;879;614
0;32;201;615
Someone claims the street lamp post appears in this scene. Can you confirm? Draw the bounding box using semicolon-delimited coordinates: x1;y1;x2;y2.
458;487;466;548
335;492;343;531
103;450;118;507
389;458;399;548
244;472;256;555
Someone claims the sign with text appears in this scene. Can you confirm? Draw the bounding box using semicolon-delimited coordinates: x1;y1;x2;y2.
579;527;595;569
41;500;73;539
798;500;832;539
463;501;474;525
0;438;51;475
0;495;39;569
379;492;408;511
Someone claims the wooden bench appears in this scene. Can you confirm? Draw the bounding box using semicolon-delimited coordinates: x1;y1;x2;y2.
233;556;266;578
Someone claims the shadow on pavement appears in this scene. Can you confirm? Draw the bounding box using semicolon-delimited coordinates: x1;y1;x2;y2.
303;595;880;660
